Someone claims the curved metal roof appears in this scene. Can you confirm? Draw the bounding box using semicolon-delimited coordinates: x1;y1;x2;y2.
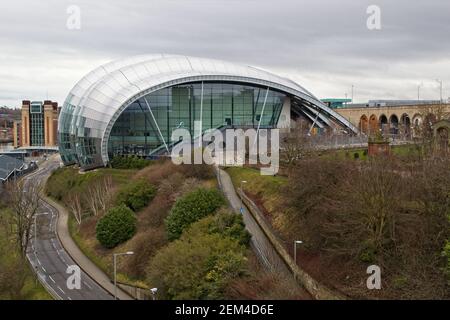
59;54;357;166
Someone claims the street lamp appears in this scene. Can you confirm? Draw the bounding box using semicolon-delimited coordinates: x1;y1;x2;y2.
150;287;158;300
294;240;303;265
417;83;423;101
436;79;443;103
240;180;247;213
113;251;134;300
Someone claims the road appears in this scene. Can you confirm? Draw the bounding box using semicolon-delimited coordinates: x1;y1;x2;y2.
25;156;113;300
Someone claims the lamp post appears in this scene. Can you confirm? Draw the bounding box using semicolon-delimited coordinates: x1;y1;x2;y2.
150;287;158;300
113;251;134;300
436;79;443;103
294;240;303;265
240;180;247;213
351;85;354;104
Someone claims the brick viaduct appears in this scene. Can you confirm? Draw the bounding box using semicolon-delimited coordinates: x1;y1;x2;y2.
335;103;450;135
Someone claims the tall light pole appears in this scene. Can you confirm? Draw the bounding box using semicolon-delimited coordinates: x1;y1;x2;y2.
150;287;158;300
294;240;303;265
417;83;422;101
351;85;354;104
240;180;247;213
436;79;443;103
113;251;134;300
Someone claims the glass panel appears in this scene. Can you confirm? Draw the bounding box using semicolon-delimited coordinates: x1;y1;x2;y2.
107;81;286;159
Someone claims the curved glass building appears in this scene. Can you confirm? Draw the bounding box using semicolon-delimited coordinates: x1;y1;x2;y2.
58;54;356;170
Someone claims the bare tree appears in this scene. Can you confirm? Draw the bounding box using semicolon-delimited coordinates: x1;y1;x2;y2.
5;179;43;257
281;122;317;166
85;175;114;216
66;193;83;225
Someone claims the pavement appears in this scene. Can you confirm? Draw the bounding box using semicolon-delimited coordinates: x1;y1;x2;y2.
25;155;132;300
216;166;291;275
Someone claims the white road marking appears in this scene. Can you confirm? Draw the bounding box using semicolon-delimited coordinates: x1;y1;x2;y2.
49;276;55;283
83;281;93;290
57;286;65;294
36;257;42;265
68;296;72;300
41;266;46;273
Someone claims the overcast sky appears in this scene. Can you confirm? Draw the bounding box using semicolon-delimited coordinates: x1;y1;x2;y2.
0;0;449;107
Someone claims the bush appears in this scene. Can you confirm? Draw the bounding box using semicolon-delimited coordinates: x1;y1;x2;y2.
146;223;247;299
116;179;157;212
190;209;251;246
444;240;450;284
110;156;151;169
165;188;225;240
96;204;137;248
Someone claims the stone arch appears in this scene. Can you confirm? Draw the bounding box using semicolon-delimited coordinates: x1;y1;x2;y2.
400;113;411;137
389;114;399;134
359;114;368;134
412;113;423;137
379;114;388;134
437;127;449;154
369;114;378;134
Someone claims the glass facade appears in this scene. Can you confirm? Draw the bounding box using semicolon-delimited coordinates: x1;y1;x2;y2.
30;102;44;146
107;82;285;158
59;54;350;170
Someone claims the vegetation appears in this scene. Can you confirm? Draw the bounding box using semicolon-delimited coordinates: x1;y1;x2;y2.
96;205;137;249
228;149;450;299
45;167;132;201
110;155;152;169
165;188;225;240
116;179;157;212
4;179;42;256
51;161;218;289
147;210;250;299
0;207;52;300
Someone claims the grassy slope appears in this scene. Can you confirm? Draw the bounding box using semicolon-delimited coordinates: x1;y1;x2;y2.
47;166;142;285
50;164;218;288
225;166;286;216
328;144;420;161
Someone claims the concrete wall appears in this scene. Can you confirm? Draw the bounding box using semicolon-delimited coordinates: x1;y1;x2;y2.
238;190;347;300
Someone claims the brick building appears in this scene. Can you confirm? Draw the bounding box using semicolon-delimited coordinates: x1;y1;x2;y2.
14;100;59;148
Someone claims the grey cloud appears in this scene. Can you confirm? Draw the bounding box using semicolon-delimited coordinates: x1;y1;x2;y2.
0;0;449;106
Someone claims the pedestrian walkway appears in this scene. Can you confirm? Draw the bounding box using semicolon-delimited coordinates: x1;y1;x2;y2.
216;166;290;274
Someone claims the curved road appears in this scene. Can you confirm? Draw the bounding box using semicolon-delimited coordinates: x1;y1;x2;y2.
25;157;113;300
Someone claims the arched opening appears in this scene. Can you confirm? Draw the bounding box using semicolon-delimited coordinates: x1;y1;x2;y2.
437;127;449;155
389;114;399;135
400;113;411;138
421;113;437;138
359;115;368;135
379;114;388;134
369;114;378;135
